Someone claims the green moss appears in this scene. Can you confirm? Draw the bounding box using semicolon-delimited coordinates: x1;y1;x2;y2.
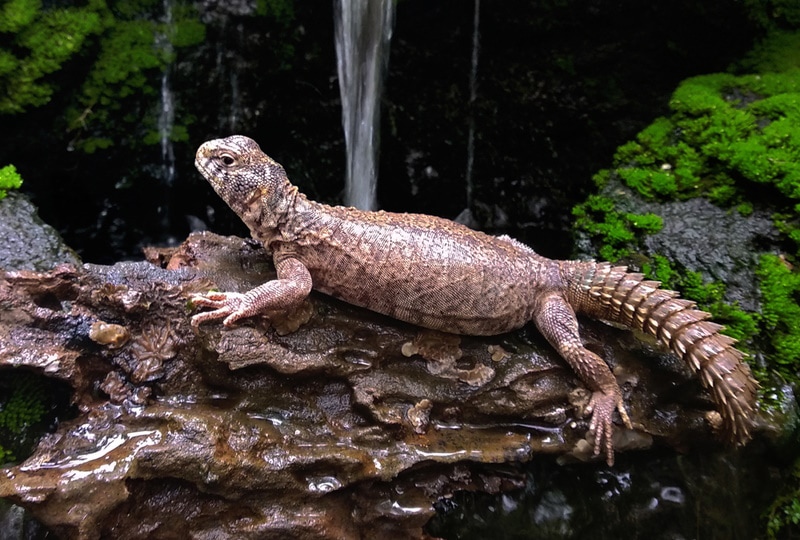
627;250;799;378
741;31;800;73
0;371;47;464
0;0;39;33
66;2;207;151
74;19;164;111
172;17;205;47
572;194;663;262
595;58;800;216
756;254;800;371
0;163;22;199
80;137;114;154
766;456;800;539
0;445;13;465
0;375;46;433
142;123;189;146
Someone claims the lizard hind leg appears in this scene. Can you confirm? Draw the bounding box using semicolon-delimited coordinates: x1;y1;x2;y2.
533;293;631;465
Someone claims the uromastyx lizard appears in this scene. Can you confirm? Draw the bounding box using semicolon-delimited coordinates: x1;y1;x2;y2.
191;135;757;465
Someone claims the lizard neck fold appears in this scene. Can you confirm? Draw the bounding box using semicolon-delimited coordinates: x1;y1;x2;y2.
239;179;304;247
280;190;349;248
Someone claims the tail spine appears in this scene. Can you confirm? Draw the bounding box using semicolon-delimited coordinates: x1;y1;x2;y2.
563;261;757;443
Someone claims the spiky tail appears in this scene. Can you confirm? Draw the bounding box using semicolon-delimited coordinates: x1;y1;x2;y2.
561;261;757;444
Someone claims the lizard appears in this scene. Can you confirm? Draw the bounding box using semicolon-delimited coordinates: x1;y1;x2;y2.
190;135;758;465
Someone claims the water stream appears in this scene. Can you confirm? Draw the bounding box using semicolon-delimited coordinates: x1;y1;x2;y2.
333;0;395;210
214;16;244;133
465;0;481;210
157;0;176;187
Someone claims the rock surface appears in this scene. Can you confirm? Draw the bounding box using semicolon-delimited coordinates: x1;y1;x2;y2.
0;232;726;539
0;192;81;272
594;179;780;312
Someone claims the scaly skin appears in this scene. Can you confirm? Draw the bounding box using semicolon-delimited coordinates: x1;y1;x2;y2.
191;135;758;464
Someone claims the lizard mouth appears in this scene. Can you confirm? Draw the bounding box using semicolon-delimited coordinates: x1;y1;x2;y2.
194;141;219;178
194;153;214;179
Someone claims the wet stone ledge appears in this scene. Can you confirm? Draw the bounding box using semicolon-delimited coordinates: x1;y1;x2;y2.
0;232;722;539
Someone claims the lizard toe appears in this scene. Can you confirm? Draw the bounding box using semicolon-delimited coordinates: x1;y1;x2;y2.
222;309;248;326
191;309;231;327
587;390;618;466
191;291;246;309
191;293;246;326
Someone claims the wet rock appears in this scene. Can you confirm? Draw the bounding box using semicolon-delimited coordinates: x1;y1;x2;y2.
0;192;80;272
591;180;780;311
0;232;733;539
427;449;780;539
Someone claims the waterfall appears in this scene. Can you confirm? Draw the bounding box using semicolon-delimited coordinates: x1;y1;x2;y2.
229;63;240;131
465;0;480;209
157;0;176;186
158;70;176;186
334;0;395;210
214;16;244;133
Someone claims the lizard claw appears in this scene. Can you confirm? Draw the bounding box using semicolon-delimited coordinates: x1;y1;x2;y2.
190;292;248;327
586;390;631;466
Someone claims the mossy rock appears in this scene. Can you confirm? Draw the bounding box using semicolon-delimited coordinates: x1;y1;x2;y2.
573;31;800;382
574;33;800;538
0;369;76;468
0;371;48;466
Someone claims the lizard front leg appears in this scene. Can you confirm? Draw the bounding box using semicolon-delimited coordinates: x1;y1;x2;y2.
191;256;312;327
533;293;632;465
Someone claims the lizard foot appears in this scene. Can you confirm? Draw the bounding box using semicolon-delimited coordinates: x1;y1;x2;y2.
586;390;632;466
190;291;249;327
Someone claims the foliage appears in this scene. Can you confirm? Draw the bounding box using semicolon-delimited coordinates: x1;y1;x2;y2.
594;27;800;215
0;163;22;199
67;1;206;152
766;456;800;539
741;0;800;31
0;0;207;151
0;0;106;114
67;17;169;152
739;30;800;73
256;0;294;21
0;370;47;465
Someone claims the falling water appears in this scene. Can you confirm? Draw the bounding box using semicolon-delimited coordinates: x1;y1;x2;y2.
229;66;240;131
157;0;176;186
465;0;481;209
214;16;244;132
334;0;395;210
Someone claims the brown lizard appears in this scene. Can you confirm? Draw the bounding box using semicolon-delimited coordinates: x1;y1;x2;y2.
190;135;757;465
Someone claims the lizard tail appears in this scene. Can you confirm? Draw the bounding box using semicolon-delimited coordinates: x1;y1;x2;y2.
561;261;758;444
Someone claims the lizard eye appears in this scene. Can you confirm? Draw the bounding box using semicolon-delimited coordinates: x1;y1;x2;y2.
219;153;236;166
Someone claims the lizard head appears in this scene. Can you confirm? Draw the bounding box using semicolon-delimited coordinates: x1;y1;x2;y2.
195;135;288;216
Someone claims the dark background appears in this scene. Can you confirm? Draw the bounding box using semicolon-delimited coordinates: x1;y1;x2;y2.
1;0;757;262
